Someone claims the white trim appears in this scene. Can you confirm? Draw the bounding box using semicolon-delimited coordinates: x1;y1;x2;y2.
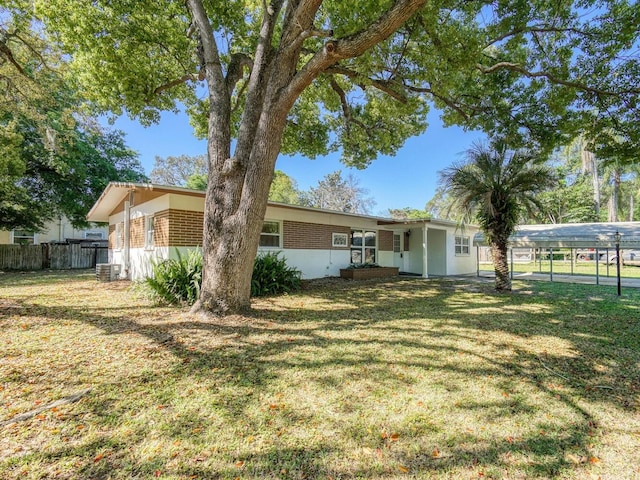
455;235;471;256
259;219;282;249
144;214;155;250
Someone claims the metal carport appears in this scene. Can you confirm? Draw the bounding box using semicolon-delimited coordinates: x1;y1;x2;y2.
473;222;640;286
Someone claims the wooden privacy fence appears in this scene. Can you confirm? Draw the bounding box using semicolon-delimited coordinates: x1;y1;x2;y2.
0;244;108;271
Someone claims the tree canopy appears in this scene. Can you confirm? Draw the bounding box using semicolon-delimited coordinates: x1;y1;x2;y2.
149;154;208;186
302;170;375;214
1;4;147;231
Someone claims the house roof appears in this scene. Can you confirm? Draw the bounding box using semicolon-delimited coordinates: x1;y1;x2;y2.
473;222;640;248
87;182;463;229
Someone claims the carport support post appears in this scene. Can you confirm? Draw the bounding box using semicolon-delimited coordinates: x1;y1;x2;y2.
615;231;622;296
476;245;480;277
596;248;600;285
422;222;428;279
549;248;553;282
510;248;513;280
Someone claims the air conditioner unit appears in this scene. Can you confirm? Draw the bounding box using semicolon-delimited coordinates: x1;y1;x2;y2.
96;263;121;282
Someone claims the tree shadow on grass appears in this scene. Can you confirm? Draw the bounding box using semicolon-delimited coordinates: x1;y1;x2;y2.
1;274;638;478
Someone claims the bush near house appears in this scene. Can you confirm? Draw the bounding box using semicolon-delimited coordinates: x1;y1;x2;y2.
143;250;301;304
250;251;301;297
143;249;203;305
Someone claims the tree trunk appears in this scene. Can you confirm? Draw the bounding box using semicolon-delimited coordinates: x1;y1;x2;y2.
185;0;427;316
607;168;621;222
491;240;511;291
581;144;600;216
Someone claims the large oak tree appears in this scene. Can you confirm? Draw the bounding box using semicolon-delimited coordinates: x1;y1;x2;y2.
33;0;640;314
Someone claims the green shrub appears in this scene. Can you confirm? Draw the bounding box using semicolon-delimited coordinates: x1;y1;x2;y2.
143;249;202;305
251;251;302;297
142;249;301;305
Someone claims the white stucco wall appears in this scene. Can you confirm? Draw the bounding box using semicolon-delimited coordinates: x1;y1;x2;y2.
446;229;478;276
257;248;352;279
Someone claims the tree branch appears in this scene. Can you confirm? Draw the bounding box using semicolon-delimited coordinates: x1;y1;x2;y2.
153;71;204;95
185;0;226;93
281;0;427;109
325;65;407;102
476;62;640;96
0;38;27;77
329;76;377;137
225;52;253;97
404;83;472;120
485;26;593;48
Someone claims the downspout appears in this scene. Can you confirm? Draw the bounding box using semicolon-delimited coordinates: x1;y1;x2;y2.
422;221;428;278
123;190;133;279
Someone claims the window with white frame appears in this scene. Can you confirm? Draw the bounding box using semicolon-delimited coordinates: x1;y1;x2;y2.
84;231;104;240
393;233;401;253
332;233;348;247
145;215;155;249
351;229;376;264
259;220;281;248
13;230;35;245
455;235;470;255
115;223;122;250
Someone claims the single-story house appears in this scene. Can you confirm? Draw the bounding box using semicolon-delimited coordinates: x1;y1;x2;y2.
87;182;479;280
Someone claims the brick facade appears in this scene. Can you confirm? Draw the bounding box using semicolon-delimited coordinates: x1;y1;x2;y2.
130;217;145;248
378;230;394;252
165;209;204;246
110;211;395;252
283;221;350;250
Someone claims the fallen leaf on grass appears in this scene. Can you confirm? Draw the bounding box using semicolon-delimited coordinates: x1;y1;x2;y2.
566;453;583;464
589;456;600;464
93;454;104;463
432;448;441;458
389;433;400;441
235;460;245;468
398;465;409;473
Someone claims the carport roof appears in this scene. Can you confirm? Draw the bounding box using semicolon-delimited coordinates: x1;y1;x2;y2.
473;222;640;248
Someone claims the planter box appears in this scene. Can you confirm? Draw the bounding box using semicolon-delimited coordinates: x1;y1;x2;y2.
339;267;399;280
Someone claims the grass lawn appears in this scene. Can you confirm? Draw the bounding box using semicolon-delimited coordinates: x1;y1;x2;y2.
1;271;638;479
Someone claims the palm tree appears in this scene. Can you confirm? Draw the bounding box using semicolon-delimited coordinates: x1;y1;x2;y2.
440;141;555;291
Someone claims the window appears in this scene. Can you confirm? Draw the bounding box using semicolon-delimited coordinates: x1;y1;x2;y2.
84;231;104;240
332;233;348;247
393;234;401;253
145;215;155;249
455;235;470;255
115;223;122;250
259;221;281;248
351;229;376;264
13;230;35;245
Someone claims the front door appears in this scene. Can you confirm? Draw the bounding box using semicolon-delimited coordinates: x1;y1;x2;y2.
393;233;403;269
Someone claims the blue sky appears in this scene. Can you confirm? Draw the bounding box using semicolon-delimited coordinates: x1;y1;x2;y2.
106;108;485;216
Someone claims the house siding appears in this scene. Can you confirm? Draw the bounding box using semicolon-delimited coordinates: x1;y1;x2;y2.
283;221;350;250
